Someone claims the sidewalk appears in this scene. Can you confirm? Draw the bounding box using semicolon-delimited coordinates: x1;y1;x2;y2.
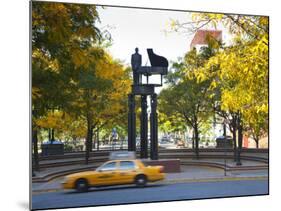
32;165;268;194
165;165;268;182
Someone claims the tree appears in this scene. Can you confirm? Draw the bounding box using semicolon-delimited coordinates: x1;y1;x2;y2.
159;78;211;158
32;1;132;163
167;13;268;163
187;14;268;159
159;112;186;135
32;2;103;169
244;107;268;148
35;110;87;142
197;35;268;153
67;50;131;163
159;47;215;158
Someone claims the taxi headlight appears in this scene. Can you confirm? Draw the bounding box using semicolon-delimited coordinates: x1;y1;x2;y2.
61;176;69;184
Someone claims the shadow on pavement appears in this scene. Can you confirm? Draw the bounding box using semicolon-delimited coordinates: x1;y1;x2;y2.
64;184;166;194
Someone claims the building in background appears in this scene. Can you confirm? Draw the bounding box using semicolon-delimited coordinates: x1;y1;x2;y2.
190;29;222;50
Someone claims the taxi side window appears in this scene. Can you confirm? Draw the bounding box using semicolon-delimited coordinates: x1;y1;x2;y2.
119;161;136;170
99;162;117;171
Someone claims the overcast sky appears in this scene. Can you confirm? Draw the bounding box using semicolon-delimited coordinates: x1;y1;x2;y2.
97;6;195;65
96;6;231;93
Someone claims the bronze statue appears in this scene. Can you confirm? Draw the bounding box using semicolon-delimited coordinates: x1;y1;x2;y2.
128;48;169;160
131;47;142;84
147;48;168;67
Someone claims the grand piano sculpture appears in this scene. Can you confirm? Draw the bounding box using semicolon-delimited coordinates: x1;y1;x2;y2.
132;48;168;94
128;48;168;160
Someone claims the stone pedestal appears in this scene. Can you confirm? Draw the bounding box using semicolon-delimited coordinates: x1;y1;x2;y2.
142;159;181;173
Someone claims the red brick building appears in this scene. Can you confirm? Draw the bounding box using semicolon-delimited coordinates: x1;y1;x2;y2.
190;30;222;49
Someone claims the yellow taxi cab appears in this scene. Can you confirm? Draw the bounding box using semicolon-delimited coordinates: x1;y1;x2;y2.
62;159;165;192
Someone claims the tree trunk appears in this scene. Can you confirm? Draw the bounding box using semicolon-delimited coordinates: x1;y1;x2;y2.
97;129;100;151
232;127;237;161
89;126;93;152
93;130;96;150
231;115;237;162
32;128;39;171
85;117;93;164
223;123;227;137
51;128;55;141
255;138;259;148
192;130;195;149
48;128;55;143
236;115;243;165
48;128;51;141
194;125;199;159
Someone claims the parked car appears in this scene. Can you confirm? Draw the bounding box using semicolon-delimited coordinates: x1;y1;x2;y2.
158;139;176;149
176;140;185;148
62;159;165;192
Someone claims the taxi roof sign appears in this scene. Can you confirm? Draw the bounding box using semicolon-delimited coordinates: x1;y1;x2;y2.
109;151;136;160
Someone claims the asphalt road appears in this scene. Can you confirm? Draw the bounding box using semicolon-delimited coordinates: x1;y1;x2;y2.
32;179;268;210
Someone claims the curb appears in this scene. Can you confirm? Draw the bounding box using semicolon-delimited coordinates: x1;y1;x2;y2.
32;176;268;194
163;176;268;184
33;164;102;183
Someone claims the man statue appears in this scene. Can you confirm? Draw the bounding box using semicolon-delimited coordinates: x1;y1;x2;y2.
131;47;142;85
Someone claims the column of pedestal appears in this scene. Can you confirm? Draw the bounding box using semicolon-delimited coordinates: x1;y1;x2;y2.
128;94;136;151
140;95;148;158
150;93;158;160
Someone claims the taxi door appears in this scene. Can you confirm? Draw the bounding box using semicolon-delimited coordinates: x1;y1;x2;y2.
94;161;118;186
117;160;138;184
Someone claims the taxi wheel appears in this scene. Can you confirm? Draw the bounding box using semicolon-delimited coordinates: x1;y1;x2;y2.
75;179;89;192
135;175;147;187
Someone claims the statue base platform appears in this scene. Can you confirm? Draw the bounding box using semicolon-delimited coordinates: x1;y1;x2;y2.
132;84;155;95
142;159;181;173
